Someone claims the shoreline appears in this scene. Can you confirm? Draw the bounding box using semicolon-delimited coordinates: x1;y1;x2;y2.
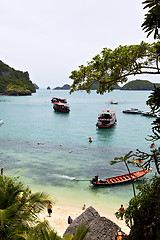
38;201;130;237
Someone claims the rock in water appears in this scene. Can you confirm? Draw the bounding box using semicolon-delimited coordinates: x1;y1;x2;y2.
63;206;121;240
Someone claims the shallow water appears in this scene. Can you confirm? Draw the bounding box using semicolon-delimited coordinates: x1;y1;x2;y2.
0;89;155;212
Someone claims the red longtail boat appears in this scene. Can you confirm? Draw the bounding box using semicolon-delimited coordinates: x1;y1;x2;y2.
90;168;152;186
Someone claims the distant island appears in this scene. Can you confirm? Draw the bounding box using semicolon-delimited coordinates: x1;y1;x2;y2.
121;80;160;90
0;60;36;96
54;80;160;91
53;84;70;90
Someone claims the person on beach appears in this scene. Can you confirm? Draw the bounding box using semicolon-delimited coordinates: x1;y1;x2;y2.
47;202;52;217
116;229;128;240
119;204;124;220
1;168;3;175
82;204;86;210
68;216;73;224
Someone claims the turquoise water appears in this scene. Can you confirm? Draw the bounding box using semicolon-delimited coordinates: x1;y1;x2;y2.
0;90;155;213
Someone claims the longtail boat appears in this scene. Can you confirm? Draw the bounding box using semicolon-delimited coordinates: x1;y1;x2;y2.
90;168;152;186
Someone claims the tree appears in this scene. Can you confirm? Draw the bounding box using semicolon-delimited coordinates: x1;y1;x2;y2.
0;175;51;239
0;175;90;240
141;0;160;39
110;151;136;197
69;41;160;94
125;176;160;240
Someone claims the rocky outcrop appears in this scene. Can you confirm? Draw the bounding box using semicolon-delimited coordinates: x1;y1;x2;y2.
63;206;121;240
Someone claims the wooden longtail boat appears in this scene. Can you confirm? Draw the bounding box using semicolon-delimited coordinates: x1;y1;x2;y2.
90;168;152;186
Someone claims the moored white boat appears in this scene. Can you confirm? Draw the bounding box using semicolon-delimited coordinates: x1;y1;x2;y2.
123;108;142;114
0;119;3;125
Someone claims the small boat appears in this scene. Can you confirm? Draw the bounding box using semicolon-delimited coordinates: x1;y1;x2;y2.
110;101;118;104
53;102;70;113
90;168;152;186
123;108;142;114
96;110;116;128
0;119;3;125
127;159;144;164
51;97;67;104
141;111;156;117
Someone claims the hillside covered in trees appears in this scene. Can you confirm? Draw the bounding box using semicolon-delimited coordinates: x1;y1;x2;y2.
121;79;160;90
0;60;36;95
54;80;159;91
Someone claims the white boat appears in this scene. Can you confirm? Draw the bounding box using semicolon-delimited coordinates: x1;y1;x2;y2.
0;119;4;125
123;108;142;114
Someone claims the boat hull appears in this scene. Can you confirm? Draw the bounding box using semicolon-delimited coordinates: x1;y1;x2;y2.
53;101;70;113
96;110;116;128
53;106;70;113
142;112;156;117
96;119;116;128
91;168;152;186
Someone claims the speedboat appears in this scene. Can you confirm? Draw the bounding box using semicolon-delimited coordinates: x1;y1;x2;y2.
123;108;142;114
96;110;116;128
0;119;3;125
110;101;118;104
141;111;156;117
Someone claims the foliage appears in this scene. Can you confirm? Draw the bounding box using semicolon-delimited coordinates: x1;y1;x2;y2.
0;60;36;95
134;86;160;174
63;222;90;240
142;0;160;39
22;221;61;240
69;41;160;94
19;220;89;240
125;175;160;240
0;175;51;240
0;174;90;240
4;84;32;95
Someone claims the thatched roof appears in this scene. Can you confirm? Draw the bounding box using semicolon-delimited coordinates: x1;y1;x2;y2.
63;206;121;240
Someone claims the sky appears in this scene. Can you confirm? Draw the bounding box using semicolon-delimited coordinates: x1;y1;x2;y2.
0;0;159;89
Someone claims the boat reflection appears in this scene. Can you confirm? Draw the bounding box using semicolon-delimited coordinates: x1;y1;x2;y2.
96;126;116;142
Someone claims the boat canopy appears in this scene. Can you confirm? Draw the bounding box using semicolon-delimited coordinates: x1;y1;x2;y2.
54;102;69;106
100;111;115;115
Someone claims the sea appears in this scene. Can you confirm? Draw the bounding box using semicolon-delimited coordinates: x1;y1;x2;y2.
0;89;155;214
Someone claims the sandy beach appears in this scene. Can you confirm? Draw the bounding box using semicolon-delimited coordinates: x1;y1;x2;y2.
39;201;130;237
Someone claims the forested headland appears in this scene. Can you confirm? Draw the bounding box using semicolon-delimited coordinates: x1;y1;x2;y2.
0;60;36;95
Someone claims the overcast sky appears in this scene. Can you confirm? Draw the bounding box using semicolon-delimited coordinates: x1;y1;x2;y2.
0;0;159;88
